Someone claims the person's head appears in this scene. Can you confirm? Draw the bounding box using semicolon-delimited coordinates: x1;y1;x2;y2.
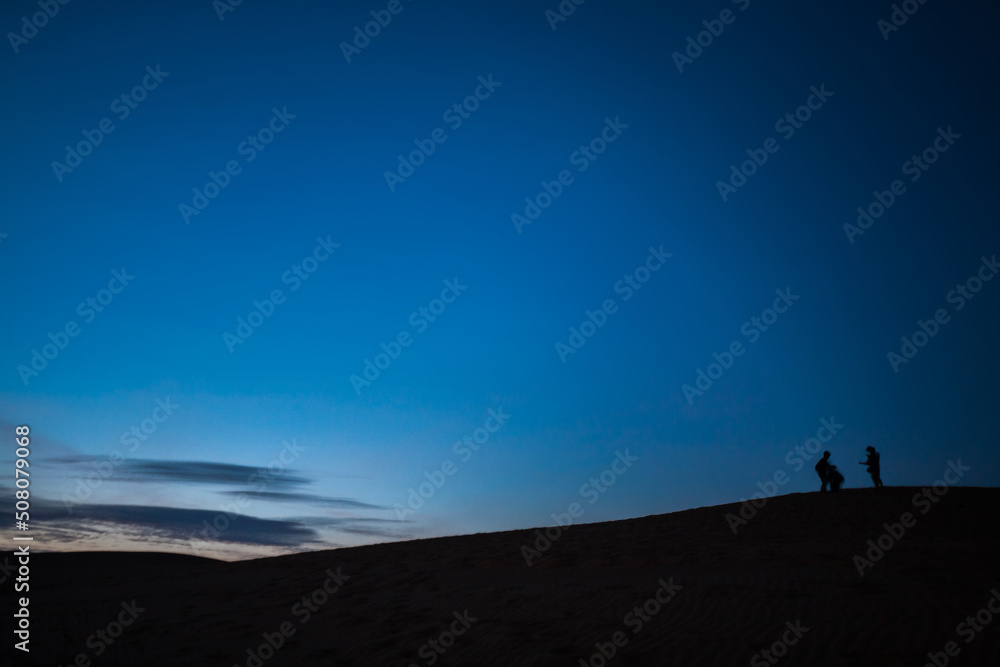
866;446;875;452
823;451;831;459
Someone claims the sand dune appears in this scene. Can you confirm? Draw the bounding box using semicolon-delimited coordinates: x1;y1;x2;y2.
4;487;999;666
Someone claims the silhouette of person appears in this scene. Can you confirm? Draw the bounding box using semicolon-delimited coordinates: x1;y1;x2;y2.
859;446;883;488
815;451;832;492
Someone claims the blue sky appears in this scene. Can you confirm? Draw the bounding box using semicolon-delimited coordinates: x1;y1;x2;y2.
1;0;997;559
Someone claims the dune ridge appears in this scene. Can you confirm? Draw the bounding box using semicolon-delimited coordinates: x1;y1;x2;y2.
4;487;999;666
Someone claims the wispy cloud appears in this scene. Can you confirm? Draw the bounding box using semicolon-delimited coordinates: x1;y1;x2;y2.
221;490;389;510
2;453;403;552
29;498;320;547
49;456;310;488
296;515;412;539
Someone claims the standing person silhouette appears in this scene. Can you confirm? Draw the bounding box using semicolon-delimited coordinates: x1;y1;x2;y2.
859;446;883;488
815;451;832;492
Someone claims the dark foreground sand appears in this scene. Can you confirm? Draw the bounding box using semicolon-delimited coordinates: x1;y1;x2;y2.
4;487;999;666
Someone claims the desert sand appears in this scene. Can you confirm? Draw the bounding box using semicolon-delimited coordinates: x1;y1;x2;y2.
4;487;999;666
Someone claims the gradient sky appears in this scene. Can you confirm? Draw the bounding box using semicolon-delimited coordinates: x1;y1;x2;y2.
1;0;997;560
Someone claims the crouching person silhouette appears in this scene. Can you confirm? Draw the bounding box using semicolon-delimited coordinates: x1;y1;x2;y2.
859;446;883;488
815;451;843;492
815;451;832;492
827;463;844;492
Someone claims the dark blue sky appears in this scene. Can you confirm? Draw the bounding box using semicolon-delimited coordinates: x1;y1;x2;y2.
1;0;997;558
